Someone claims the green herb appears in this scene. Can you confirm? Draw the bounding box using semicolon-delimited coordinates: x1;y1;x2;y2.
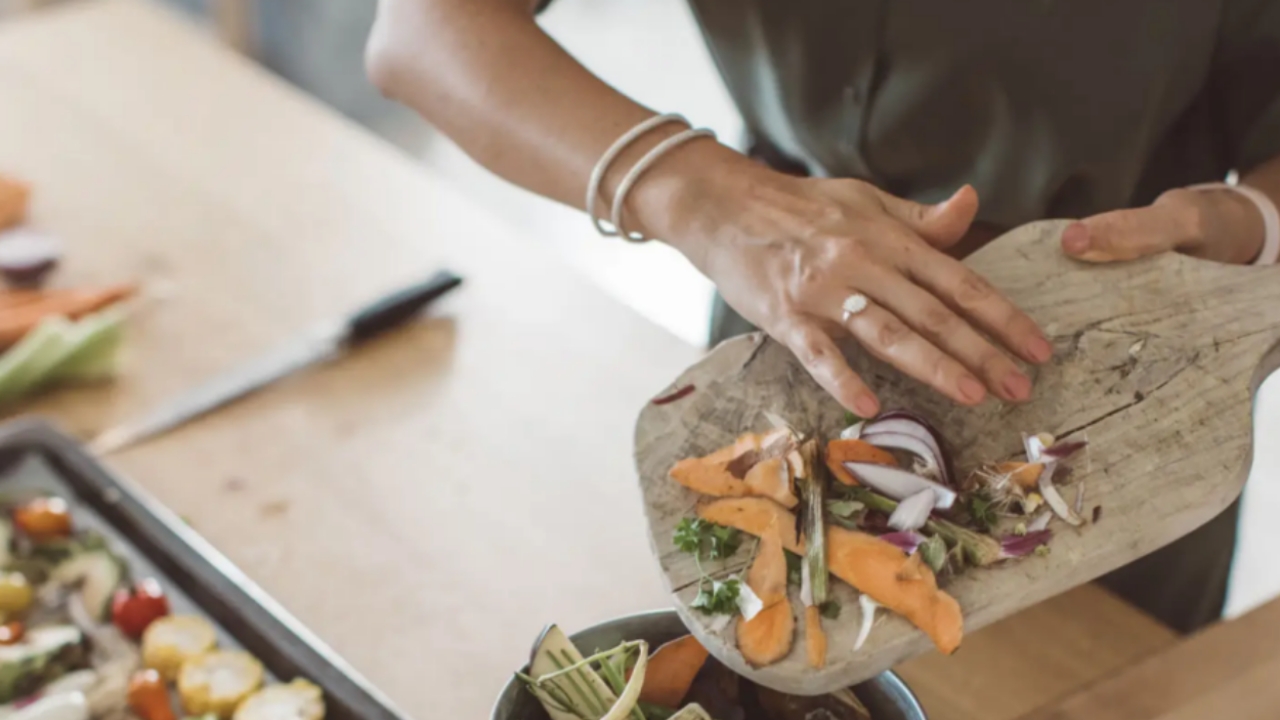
1034;544;1052;557
691;577;741;615
968;491;998;533
827;499;864;518
819;600;842;620
785;550;802;586
672;518;742;561
919;535;947;573
843;410;864;426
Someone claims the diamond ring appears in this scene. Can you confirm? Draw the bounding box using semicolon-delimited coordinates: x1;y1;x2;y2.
841;293;869;323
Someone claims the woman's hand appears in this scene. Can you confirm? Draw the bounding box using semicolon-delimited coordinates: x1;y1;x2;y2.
1061;187;1266;265
628;146;1053;417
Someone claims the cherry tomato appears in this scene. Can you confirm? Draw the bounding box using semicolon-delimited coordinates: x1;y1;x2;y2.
112;578;170;638
128;668;176;720
12;497;72;541
0;572;32;614
0;622;24;645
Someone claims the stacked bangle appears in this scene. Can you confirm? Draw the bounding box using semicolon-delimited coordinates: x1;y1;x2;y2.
586;113;716;243
1188;182;1280;265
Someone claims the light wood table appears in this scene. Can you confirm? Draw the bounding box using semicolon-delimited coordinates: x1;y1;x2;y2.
0;2;1181;718
1020;595;1280;720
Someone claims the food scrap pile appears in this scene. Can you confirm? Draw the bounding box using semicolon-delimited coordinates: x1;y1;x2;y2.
0;173;135;406
0;491;324;720
667;410;1091;669
518;625;872;720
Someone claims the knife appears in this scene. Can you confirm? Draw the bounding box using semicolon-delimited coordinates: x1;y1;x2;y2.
88;269;463;456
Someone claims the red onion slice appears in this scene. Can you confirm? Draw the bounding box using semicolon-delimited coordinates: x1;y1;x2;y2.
1037;463;1083;526
844;462;957;510
859;430;947;484
877;531;926;555
0;228;61;288
887;488;935;531
854;595;879;652
1043;440;1088;461
999;529;1053;558
864;412;954;484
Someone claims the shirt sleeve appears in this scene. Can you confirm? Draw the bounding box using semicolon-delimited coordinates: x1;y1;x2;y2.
1214;0;1280;173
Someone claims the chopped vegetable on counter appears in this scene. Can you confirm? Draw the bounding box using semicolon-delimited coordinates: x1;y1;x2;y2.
176;650;263;719
141;616;216;682
0;229;61;289
111;580;169;639
0;625;87;704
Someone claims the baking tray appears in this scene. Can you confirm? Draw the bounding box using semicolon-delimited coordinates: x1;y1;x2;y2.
0;416;408;720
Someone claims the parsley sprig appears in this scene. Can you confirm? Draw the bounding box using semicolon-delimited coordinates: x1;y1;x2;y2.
673;518;745;616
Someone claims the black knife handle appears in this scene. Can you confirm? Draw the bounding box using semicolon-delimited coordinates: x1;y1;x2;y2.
344;270;463;346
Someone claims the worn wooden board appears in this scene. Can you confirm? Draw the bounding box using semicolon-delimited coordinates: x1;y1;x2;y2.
633;219;1280;696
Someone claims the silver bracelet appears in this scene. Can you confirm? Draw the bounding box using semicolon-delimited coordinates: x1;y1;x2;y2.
1188;182;1280;265
585;113;688;237
610;127;717;243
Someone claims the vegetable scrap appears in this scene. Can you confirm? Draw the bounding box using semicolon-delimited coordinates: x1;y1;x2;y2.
518;625;871;720
666;410;1092;669
0;492;328;720
652;384;696;406
0;172;138;407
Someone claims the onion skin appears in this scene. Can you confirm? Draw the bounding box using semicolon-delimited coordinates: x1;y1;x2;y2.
843;462;957;510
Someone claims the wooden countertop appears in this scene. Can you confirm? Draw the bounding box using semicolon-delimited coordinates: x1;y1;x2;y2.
1020;595;1280;720
0;2;1186;718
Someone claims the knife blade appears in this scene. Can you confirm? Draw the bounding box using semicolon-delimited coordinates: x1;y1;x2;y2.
88;269;463;455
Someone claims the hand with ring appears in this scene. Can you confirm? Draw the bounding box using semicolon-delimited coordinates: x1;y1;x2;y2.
634;150;1054;416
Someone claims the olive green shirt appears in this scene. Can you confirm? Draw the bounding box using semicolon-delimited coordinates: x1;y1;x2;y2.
548;0;1280;227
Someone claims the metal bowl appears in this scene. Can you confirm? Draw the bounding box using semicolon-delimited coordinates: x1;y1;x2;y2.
491;609;927;720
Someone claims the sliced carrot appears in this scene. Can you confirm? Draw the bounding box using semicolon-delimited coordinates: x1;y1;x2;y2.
748;519;789;605
0;290;43;311
669;457;751;498
804;604;827;669
826;524;963;654
0;175;29;231
995;461;1044;490
737;600;795;668
825;439;898;486
672;429;797;502
637;634;709;709
697;498;802;555
0;284;137;348
743;457;798;509
697;497;963;655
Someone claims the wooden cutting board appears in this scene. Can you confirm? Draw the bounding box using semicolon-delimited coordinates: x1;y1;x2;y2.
633;219;1280;696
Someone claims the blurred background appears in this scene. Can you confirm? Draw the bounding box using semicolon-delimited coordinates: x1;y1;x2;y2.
3;0;1278;619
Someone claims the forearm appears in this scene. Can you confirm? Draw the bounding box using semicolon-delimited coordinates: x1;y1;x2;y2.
366;0;741;239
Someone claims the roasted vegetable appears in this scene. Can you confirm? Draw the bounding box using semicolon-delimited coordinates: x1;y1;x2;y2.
50;550;124;622
0;572;33;615
232;678;324;720
177;651;264;719
0;625;87;704
13;498;72;542
112;579;170;639
128;668;176;720
141;616;216;682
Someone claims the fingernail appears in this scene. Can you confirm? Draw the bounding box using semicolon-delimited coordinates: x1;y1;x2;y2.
1001;372;1033;401
1062;223;1090;254
958;377;987;404
1027;336;1054;363
854;394;880;419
